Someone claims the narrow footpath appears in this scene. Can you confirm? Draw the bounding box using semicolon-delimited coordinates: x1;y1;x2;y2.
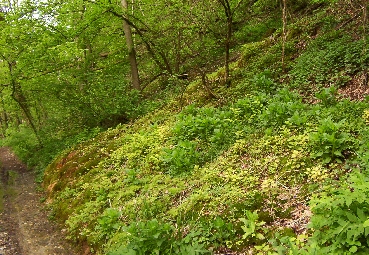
0;147;76;255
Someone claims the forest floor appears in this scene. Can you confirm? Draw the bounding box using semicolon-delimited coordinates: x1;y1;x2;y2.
0;147;76;255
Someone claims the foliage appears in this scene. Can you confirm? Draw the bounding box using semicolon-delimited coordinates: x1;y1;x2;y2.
1;125;39;162
3;0;369;254
309;118;355;164
239;210;267;242
309;171;369;254
315;87;337;106
44;73;369;254
290;35;369;89
162;140;202;175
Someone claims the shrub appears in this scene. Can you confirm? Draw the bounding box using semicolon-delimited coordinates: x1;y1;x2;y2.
309;118;354;164
309;171;369;254
107;219;210;255
162;140;201;175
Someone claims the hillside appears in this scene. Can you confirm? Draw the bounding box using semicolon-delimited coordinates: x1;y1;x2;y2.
2;0;369;254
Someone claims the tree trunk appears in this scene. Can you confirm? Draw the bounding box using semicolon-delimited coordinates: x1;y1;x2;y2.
218;0;233;87
175;30;182;74
281;0;287;73
225;16;232;87
11;87;42;145
121;0;141;91
363;0;368;85
7;62;42;146
0;99;8;134
0;107;8;138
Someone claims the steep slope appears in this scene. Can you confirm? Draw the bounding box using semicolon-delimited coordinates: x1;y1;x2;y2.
43;1;369;254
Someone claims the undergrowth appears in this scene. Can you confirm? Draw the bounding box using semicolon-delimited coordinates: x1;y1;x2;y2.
43;85;369;254
5;0;369;254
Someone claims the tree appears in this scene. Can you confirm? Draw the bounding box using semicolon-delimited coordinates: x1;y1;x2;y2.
0;2;45;144
217;0;246;86
121;0;140;90
281;0;287;72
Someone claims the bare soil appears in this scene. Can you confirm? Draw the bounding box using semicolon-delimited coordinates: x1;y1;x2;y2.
0;147;76;255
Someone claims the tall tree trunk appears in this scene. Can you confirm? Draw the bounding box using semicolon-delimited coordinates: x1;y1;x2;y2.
218;0;246;86
0;99;8;138
218;0;233;87
175;30;182;74
121;0;141;91
225;16;232;87
0;99;8;132
11;86;42;145
8;62;42;146
363;0;368;85
281;0;287;73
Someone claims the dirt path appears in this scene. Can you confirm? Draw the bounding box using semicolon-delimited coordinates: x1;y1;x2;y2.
0;147;76;255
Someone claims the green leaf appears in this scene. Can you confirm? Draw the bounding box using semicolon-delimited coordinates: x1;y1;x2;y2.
256;233;265;240
357;208;366;222
333;150;342;156
315;151;324;157
365;227;369;236
346;212;358;222
349;246;358;253
346;196;353;207
363;219;369;227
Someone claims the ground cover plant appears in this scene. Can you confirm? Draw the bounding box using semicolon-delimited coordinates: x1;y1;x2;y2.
2;0;369;254
42;87;369;254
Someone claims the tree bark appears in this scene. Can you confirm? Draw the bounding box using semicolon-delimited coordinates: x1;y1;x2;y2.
281;0;287;73
175;30;182;74
121;0;141;90
7;61;42;146
218;0;233;87
218;0;243;87
225;15;232;87
108;8;173;75
0;99;8;137
362;0;368;85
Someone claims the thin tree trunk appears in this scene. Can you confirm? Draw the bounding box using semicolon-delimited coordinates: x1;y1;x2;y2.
121;0;141;91
11;88;42;145
363;0;368;85
1;99;8;134
218;0;245;86
7;62;42;145
281;0;287;73
218;0;233;87
225;16;232;87
175;30;182;74
0;107;8;138
108;9;172;74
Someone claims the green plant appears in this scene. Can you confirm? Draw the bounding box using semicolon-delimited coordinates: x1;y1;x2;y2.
290;35;368;89
309;118;354;164
234;93;267;125
259;89;306;128
162;140;201;175
182;217;236;249
107;219;210;255
268;234;312;255
315;87;337;106
309;171;369;254
239;210;267;243
172;106;235;146
95;208;123;243
252;70;276;94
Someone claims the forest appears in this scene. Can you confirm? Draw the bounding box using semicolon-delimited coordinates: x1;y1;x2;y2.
1;0;369;254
